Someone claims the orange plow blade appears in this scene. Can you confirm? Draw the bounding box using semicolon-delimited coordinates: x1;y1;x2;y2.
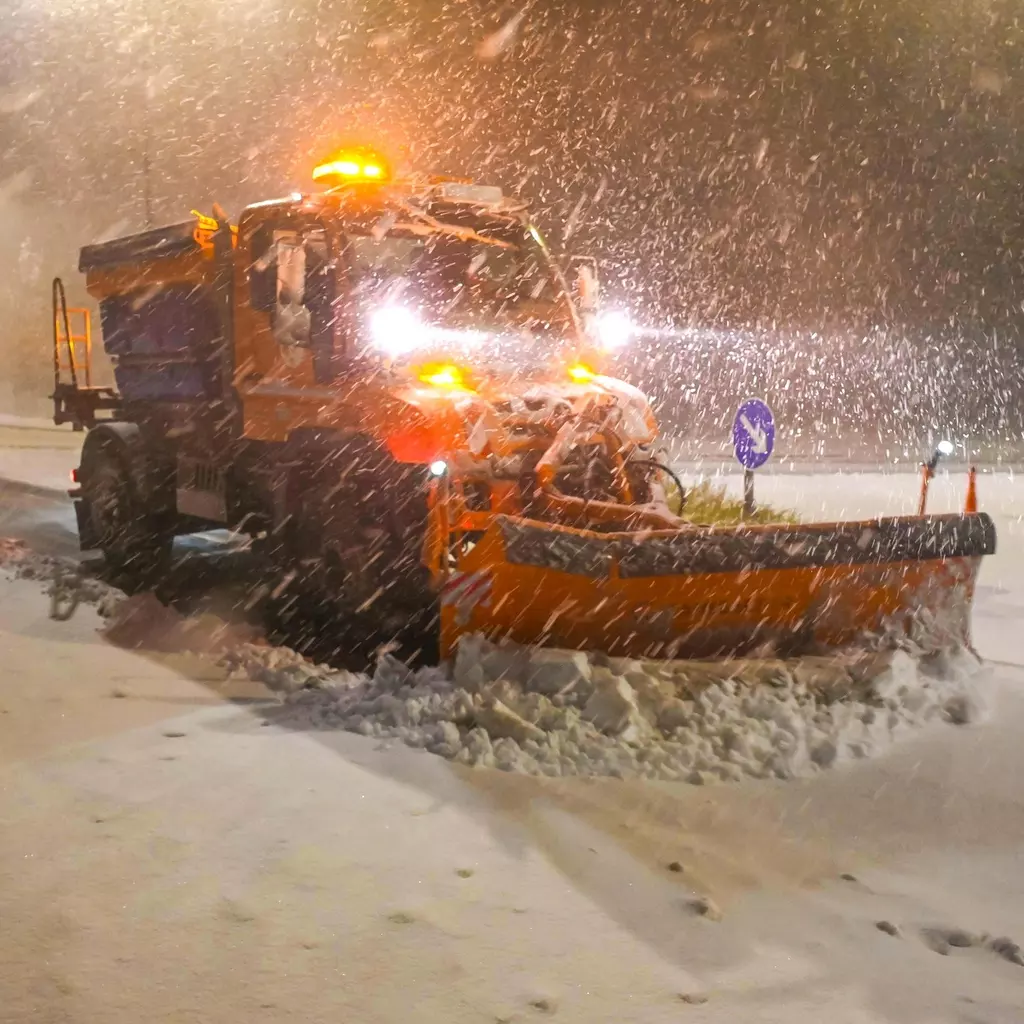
439;513;996;661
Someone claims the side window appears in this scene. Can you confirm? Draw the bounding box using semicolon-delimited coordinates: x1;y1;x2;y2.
247;218;337;377
271;231;311;351
248;226;276;311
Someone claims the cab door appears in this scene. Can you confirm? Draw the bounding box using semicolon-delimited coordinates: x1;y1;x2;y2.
234;208;346;440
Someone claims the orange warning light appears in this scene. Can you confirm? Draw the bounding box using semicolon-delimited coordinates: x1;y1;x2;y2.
418;363;468;390
312;151;391;185
567;362;595;383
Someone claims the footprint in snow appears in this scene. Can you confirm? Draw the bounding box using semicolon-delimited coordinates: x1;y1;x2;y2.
527;996;557;1014
920;926;1024;967
688;895;723;921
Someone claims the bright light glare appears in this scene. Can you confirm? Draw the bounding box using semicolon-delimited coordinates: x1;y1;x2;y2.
369;306;427;357
595;310;634;350
312;152;390;183
568;362;595;382
429;460;448;477
368;308;490;357
419;364;466;389
937;440;955;456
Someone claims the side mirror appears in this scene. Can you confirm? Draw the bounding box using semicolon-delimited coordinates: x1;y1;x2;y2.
568;255;600;315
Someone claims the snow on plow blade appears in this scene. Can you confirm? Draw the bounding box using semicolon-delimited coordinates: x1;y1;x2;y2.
439;513;996;660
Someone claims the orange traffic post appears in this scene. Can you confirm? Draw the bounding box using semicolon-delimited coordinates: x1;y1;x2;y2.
965;466;978;514
917;464;933;516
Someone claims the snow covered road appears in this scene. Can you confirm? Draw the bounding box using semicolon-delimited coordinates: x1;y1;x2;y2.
2;451;1024;1022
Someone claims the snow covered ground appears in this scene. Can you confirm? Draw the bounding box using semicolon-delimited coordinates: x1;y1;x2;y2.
0;473;997;788
1;447;1023;1022
0;422;81;493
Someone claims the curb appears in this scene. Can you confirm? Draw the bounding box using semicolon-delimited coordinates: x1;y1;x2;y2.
0;475;71;501
0;420;69;434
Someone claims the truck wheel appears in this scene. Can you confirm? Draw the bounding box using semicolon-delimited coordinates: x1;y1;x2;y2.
84;450;172;580
271;444;438;662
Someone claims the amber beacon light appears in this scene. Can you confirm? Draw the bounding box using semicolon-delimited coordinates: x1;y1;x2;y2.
312;151;390;185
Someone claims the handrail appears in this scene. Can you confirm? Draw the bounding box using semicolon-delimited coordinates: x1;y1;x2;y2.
52;276;77;391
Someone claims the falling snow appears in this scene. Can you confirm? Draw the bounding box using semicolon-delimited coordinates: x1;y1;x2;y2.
2;4;1024;1019
2;2;1024;436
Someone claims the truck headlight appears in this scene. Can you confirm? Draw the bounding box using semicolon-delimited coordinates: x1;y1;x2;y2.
369;306;428;357
594;310;634;351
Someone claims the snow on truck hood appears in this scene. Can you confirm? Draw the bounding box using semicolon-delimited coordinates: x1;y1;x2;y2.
396;369;658;450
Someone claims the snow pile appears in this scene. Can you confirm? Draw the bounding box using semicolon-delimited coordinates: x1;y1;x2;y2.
0;539;124;616
273;634;992;783
102;592;266;655
1;537;990;783
221;642;343;693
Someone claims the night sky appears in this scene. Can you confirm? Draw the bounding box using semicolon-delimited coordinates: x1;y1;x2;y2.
2;0;1022;437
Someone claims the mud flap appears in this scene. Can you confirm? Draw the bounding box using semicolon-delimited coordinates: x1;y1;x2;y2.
73;497;100;551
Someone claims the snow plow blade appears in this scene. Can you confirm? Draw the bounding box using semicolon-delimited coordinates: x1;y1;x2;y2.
439;513;995;661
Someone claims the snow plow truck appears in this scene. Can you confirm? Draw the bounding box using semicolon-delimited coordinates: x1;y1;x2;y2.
50;151;995;661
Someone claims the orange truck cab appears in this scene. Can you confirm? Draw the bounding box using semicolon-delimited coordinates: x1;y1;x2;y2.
50;155;662;649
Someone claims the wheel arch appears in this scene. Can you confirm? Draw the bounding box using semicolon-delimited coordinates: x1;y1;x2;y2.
80;421;168;506
81;421;142;470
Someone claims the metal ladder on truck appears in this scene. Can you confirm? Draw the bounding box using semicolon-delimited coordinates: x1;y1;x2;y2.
51;277;119;430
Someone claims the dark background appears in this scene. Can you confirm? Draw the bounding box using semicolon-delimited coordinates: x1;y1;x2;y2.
2;0;1022;447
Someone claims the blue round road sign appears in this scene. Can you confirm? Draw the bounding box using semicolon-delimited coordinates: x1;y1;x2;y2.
732;399;775;470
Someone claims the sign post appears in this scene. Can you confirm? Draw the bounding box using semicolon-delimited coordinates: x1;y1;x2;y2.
732;399;775;517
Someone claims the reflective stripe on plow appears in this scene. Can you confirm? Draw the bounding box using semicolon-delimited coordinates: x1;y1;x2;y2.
441;571;493;610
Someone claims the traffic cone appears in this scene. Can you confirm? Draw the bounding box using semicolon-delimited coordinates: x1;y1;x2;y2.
965;466;978;514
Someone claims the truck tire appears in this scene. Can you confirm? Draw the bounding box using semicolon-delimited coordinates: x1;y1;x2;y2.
82;447;172;580
270;439;437;662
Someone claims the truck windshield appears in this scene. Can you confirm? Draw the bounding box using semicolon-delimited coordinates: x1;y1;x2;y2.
338;216;579;364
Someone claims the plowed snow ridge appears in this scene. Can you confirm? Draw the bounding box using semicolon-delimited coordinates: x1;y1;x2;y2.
261;635;990;782
1;540;991;783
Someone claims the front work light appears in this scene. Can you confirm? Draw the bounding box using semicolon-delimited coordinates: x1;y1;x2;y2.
923;438;957;478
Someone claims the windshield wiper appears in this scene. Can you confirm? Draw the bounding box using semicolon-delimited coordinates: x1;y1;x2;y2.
391;201;517;250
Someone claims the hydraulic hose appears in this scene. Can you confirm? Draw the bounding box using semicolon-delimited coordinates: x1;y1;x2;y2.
629;458;688;511
533;423;680;531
